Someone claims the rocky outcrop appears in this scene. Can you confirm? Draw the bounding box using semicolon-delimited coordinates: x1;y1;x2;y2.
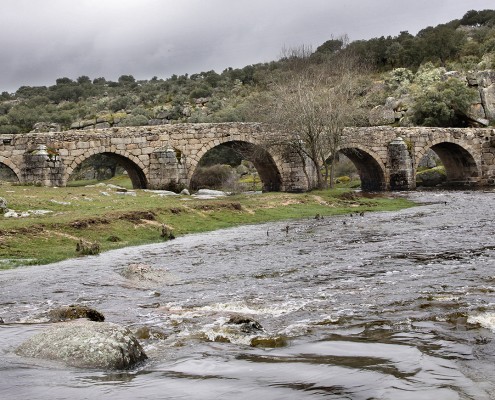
370;70;495;127
16;320;147;369
369;105;396;126
468;70;495;123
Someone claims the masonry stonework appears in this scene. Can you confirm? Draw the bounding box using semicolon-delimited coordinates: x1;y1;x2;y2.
0;123;314;192
1;123;494;191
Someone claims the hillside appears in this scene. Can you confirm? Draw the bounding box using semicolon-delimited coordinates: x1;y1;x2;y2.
0;8;494;135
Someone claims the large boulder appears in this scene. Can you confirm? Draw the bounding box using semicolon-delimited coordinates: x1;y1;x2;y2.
416;166;447;187
369;105;396;126
47;305;105;322
16;320;147;369
480;85;495;121
476;70;495;88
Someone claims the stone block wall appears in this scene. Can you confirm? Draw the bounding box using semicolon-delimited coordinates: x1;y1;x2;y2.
3;123;495;192
0;123;315;192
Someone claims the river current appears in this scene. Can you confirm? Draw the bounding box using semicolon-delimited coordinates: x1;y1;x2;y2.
1;190;495;400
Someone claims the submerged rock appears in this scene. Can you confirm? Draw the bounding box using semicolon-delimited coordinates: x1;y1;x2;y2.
16;320;147;369
227;314;264;333
48;305;105;322
120;263;173;288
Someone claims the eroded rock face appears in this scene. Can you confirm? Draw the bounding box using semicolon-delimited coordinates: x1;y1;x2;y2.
481;85;495;120
16;320;147;369
370;70;495;126
369;105;396;126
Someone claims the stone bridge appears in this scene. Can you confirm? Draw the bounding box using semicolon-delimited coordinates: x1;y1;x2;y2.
0;122;494;191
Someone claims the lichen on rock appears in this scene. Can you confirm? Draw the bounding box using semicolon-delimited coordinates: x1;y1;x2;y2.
16;320;147;370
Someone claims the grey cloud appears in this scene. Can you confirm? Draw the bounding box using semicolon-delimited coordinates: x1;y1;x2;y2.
1;0;494;92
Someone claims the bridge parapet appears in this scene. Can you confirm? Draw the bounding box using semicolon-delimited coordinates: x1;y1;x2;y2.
0;123;316;192
1;124;495;191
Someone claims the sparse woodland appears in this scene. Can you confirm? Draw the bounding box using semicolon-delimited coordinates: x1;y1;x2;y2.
0;9;494;137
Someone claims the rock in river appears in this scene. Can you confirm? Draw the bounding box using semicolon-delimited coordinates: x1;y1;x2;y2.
16;320;147;369
48;305;105;322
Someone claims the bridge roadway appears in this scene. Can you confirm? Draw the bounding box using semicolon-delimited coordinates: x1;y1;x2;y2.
0;123;494;191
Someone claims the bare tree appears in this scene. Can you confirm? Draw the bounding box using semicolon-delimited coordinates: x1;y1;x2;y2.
253;42;366;189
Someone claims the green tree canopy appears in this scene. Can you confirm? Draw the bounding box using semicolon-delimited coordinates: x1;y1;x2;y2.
411;78;478;127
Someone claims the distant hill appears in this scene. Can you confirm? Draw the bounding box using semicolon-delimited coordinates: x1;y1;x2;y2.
0;8;494;134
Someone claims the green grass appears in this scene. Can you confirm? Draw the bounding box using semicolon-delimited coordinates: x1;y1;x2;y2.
0;182;416;268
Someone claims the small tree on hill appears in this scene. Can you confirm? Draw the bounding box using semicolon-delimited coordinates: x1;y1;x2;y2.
251;43;366;189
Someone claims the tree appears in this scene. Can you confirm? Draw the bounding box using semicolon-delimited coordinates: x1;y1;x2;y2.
118;75;136;85
0;92;12;101
461;9;495;27
315;38;344;55
417;24;465;66
55;77;74;85
254;45;366;189
77;75;92;85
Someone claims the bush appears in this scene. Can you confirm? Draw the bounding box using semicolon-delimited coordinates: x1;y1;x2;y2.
385;68;414;90
0;125;21;134
109;96;133;112
119;114;149;126
411;78;477;127
76;240;101;256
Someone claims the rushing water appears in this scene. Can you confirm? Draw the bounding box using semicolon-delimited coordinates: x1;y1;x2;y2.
1;190;495;400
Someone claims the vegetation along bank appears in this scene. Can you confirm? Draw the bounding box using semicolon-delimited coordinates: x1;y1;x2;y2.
0;182;414;269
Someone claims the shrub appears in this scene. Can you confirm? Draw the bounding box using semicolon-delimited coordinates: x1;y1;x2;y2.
411;78;477;127
119;114;149;126
385;68;414;90
76;240;101;256
0;124;20;134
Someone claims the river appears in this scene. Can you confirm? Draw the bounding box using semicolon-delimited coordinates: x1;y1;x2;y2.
0;190;494;400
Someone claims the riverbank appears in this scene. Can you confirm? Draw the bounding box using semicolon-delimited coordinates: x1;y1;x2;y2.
0;182;415;268
1;191;494;399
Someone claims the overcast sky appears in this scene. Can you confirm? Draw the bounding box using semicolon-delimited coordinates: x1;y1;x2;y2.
1;0;494;93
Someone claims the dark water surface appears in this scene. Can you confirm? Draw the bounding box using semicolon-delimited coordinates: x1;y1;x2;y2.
1;191;495;399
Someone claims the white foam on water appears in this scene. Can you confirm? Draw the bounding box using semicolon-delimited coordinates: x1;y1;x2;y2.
468;312;495;332
196;299;309;317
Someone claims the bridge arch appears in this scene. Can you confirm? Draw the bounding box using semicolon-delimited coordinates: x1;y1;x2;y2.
337;145;387;191
415;140;480;186
190;139;283;192
65;149;148;188
0;156;21;182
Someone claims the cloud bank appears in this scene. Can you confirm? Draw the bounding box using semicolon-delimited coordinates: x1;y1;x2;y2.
1;0;493;92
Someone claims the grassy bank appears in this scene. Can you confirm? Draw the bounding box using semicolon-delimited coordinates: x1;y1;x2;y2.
0;182;415;268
